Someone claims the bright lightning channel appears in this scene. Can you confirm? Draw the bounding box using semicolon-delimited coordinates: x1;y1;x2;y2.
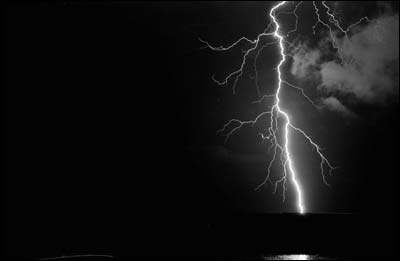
269;1;304;214
200;1;369;214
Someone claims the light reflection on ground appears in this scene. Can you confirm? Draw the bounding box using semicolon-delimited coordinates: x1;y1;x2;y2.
262;254;329;260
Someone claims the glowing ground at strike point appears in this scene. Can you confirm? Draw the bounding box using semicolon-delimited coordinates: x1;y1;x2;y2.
263;254;328;260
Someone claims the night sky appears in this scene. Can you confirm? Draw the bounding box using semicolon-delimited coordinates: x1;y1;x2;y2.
2;1;399;259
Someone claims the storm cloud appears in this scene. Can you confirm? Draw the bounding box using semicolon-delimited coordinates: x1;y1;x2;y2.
320;96;357;118
290;13;399;117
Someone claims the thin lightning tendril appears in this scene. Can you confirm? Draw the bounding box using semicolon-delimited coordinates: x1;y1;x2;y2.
200;1;371;214
312;1;374;64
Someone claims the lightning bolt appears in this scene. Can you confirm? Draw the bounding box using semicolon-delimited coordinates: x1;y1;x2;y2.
200;2;371;214
266;1;305;214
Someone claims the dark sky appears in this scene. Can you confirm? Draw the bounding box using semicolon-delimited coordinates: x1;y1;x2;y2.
2;1;399;258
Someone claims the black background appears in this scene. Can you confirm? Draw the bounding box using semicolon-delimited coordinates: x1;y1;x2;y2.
2;2;399;259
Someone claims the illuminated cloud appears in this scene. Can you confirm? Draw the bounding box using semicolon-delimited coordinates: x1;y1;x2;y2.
320;96;356;118
319;14;399;104
290;43;321;79
291;13;399;117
